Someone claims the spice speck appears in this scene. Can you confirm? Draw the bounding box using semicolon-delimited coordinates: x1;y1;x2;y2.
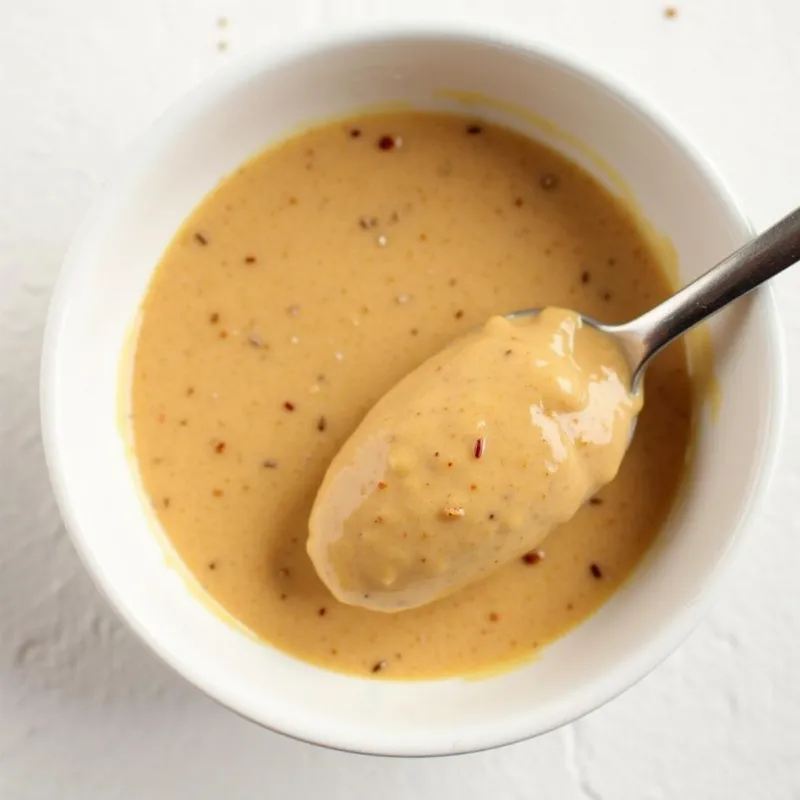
540;173;559;191
474;437;485;459
454;309;464;319
664;5;678;18
371;660;387;673
589;497;603;506
377;135;397;151
317;416;327;432
262;459;278;469
522;549;545;565
244;255;257;264
466;123;483;135
195;232;209;245
214;441;226;454
590;563;603;579
283;401;296;411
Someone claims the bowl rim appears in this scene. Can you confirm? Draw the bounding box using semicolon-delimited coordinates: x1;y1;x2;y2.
40;20;786;757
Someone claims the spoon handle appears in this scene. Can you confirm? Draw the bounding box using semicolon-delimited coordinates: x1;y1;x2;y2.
623;205;800;379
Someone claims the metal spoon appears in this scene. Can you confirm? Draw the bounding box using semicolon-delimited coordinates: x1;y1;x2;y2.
509;206;800;393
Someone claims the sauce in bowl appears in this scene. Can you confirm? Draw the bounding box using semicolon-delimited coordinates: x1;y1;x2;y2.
131;111;692;678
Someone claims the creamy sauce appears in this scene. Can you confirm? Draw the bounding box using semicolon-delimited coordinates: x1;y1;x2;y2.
309;309;641;611
131;112;693;679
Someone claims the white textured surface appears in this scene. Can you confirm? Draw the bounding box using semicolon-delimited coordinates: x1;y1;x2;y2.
2;0;799;797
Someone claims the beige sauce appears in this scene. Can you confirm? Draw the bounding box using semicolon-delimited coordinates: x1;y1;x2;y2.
309;309;641;611
131;111;693;679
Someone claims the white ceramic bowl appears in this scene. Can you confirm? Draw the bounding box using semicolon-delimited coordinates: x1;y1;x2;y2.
41;25;784;756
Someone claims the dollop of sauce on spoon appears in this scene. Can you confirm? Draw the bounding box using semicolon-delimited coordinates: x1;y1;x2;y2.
307;308;642;612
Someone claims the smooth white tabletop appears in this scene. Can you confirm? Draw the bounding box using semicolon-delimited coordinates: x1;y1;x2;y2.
2;1;799;797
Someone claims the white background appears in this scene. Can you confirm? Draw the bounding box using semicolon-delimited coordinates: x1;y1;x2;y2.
2;1;800;797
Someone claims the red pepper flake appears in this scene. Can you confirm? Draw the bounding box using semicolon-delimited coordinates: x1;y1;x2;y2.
540;173;559;191
349;128;362;138
522;549;545;565
514;197;524;207
474;437;485;459
371;660;387;673
214;441;226;454
317;416;327;432
377;135;397;151
581;270;591;284
212;488;224;497
318;607;327;617
209;312;220;324
194;232;209;245
489;612;500;622
589;497;603;506
466;123;483;135
262;459;278;469
590;563;603;579
454;309;464;319
377;481;388;490
244;255;257;264
283;401;296;411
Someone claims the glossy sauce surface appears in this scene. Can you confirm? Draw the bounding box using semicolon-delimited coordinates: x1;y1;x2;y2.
131;112;693;678
309;309;642;611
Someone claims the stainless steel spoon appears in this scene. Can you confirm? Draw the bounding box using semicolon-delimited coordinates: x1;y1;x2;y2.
509;206;800;392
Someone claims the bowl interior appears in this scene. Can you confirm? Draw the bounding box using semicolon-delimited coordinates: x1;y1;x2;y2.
42;31;781;756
